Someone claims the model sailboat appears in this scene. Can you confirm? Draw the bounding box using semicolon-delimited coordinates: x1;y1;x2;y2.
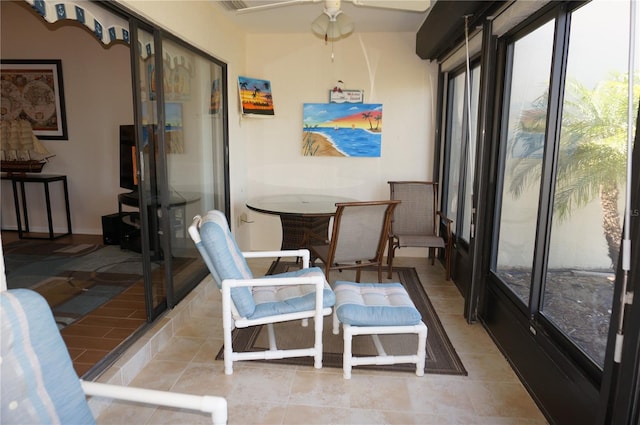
0;119;54;173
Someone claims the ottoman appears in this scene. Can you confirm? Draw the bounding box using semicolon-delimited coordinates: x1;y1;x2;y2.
332;281;428;379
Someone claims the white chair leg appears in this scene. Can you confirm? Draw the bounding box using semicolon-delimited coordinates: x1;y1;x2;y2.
314;314;323;369
222;294;234;375
416;322;427;377
343;324;353;379
333;310;340;335
223;322;234;375
267;323;278;351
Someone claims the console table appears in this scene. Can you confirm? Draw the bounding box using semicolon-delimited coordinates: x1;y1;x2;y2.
1;173;72;240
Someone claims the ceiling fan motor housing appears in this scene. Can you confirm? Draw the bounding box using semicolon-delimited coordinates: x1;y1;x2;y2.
324;0;342;19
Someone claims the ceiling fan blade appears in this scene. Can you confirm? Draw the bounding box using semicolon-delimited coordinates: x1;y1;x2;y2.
230;0;321;14
350;0;431;12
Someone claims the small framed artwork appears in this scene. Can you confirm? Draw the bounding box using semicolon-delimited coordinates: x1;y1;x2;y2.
165;102;184;153
0;59;68;140
329;89;364;104
238;76;275;116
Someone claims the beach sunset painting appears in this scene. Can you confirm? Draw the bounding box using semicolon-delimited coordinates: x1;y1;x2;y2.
302;103;383;157
238;76;275;116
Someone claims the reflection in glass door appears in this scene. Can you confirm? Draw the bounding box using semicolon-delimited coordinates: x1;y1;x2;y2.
460;66;480;245
160;36;227;303
133;28;228;312
445;73;465;236
493;20;554;307
135;26;166;315
129;21;229;318
492;0;634;370
541;1;632;367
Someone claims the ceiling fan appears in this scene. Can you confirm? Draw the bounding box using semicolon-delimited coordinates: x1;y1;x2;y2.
223;0;431;40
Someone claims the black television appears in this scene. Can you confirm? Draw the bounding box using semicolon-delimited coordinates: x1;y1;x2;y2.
119;125;138;191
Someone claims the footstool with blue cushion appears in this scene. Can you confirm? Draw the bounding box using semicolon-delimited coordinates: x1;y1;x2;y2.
332;281;428;379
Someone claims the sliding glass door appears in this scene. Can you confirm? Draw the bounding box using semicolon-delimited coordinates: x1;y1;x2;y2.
160;36;228;303
130;22;228;315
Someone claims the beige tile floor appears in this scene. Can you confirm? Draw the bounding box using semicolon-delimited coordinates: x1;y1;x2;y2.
94;257;549;425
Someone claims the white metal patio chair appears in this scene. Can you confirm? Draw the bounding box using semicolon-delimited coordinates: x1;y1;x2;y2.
188;210;336;375
0;288;227;425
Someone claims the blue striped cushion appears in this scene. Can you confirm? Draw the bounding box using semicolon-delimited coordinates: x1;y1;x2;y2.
251;267;336;319
1;289;95;424
334;281;421;326
198;211;256;317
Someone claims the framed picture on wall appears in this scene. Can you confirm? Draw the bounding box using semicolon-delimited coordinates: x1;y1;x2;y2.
238;76;275;116
302;103;383;157
0;59;68;140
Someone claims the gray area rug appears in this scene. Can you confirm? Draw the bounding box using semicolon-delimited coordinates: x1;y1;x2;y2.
216;263;467;375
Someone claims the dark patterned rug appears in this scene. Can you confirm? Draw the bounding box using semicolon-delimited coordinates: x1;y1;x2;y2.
216;263;467;375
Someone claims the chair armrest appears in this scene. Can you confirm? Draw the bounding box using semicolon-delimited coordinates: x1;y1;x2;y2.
436;211;453;236
243;249;310;268
436;211;453;224
222;274;325;289
81;380;227;425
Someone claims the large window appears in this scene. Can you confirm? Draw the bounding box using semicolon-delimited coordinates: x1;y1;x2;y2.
461;66;480;243
494;20;555;305
433;1;638;420
444;64;481;242
541;0;632;367
492;0;635;368
445;72;466;234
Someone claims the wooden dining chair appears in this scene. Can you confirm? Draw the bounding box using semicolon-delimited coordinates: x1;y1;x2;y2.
387;181;453;280
307;200;400;283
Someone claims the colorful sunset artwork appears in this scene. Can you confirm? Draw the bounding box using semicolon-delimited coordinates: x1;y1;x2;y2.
238;76;274;116
302;103;383;157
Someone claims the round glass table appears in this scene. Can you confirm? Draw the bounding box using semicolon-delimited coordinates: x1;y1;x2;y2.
246;194;355;250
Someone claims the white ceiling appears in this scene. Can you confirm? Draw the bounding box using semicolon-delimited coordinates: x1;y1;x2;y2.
213;0;433;34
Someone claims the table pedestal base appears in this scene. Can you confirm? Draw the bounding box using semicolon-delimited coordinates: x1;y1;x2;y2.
279;216;330;251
